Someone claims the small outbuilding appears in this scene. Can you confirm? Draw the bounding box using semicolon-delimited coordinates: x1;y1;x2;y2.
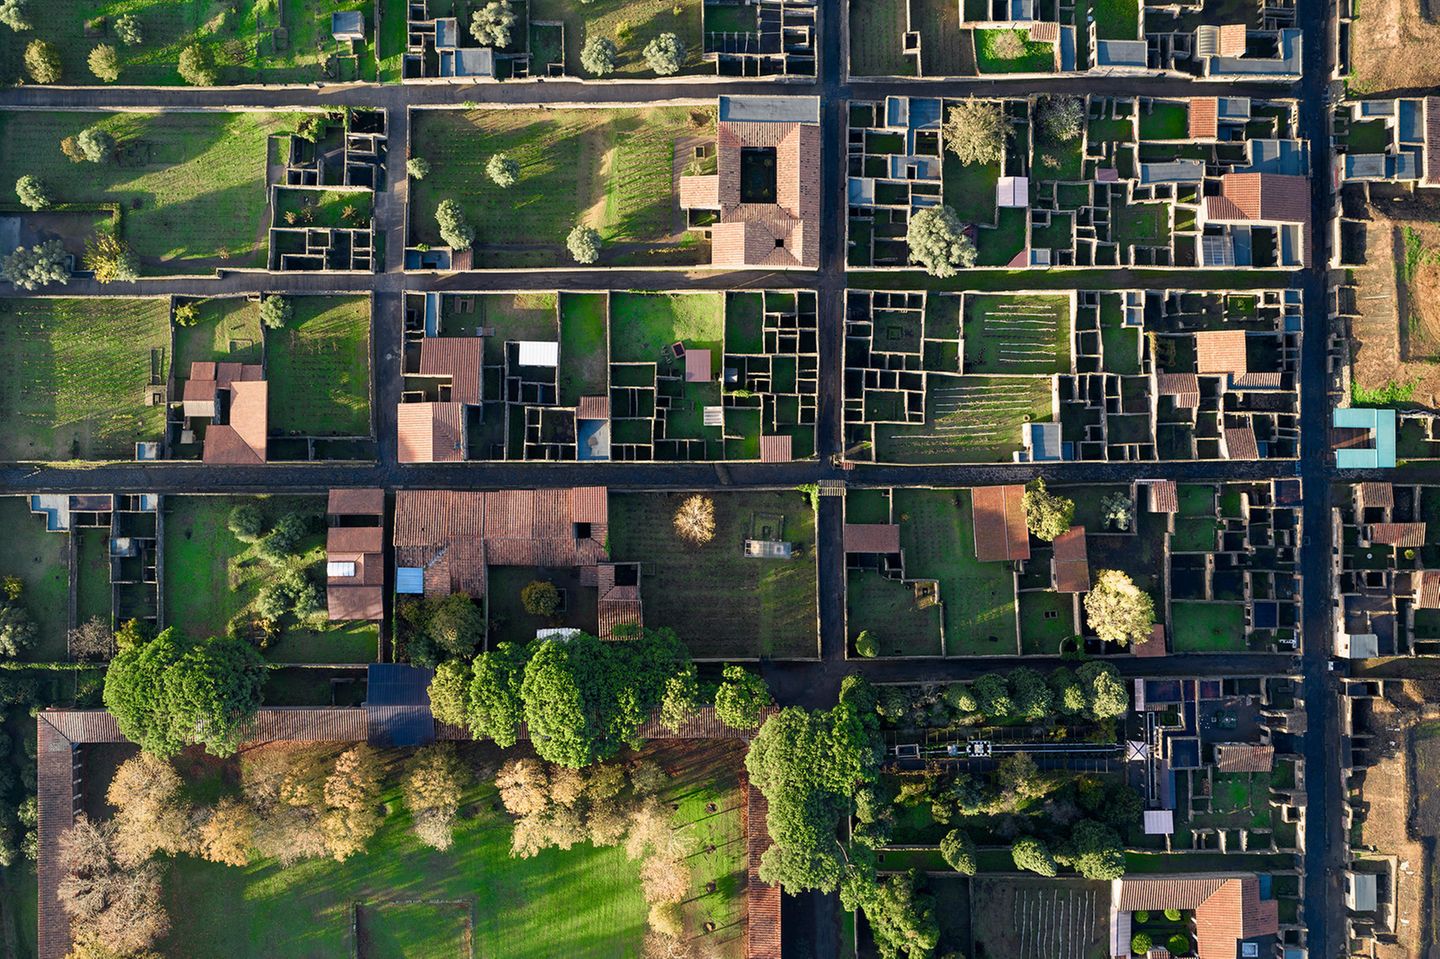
331;10;366;42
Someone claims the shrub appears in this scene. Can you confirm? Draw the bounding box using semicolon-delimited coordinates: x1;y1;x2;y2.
566;224;601;263
1131;933;1152;955
295;113;329;143
1134;911;1149;923
1167;934;1190;955
88;43;120;82
643;32;684;74
114;13;142;45
173;302;200;327
470;0;516;47
259;295;292;329
486;152;519;188
406;156;430;180
1102;491;1134;530
1;241;69;290
854;629;877;657
581;35;617;75
1;576;20;602
1038;95;1084;142
177;44;217;85
905;205;975;277
23;40;59;83
76;127;115;163
0;606;35;658
1011;836;1057;876
939;828;977;875
83;232;138;283
942;100;1007;165
1164;908;1182;922
520;580;562;618
227;503;264;541
259;511;312;562
14;174;49;210
0;0;30;32
67;617;115;663
436;199;475;251
672;494;715;544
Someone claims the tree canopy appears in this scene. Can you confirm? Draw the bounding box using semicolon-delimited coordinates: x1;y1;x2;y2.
942;100;1007;165
905;206;975;277
1022;478;1074;542
713;664;771;730
1083;569;1156;646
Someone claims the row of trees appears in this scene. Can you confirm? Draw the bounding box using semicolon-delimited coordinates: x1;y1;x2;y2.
429;630;772;766
871;663;1129;731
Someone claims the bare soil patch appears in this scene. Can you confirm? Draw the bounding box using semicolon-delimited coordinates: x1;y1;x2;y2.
1351;195;1440;408
1352;0;1440;94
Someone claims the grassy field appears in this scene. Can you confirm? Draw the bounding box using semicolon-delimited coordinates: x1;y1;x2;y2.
163;495;378;663
76;527;112;628
265;296;372;437
0;297;170;461
0;0;378;87
610;292;724;363
409;107;712;268
974;29;1053;73
1099;294;1141;374
0;496;70;660
893;489;1017;655
607;491;818;659
1017;589;1075;655
160;741;746;959
849;0;914;75
913;0;971;75
175;297;263;370
0;111;298;272
1171;601;1247;652
274;188;374;229
875;374;1053;463
559;292;609;405
962;294;1072;375
846;567;943;656
970;878;1108;959
529;0;706;77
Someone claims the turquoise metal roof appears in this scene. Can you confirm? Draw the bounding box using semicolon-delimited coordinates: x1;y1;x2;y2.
1334;408;1396;469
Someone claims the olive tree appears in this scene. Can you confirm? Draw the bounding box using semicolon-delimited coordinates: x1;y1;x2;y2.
0;0;30;32
1083;569;1156;647
23;39;59;83
643;32;684;75
581;35;616;76
406;156;430;180
1;241;69;290
1022;477;1074;542
177;43;217;85
942;99;1006;165
436;199;475;251
486;153;519;188
905;205;975;277
88;43;120;82
470;0;516;47
14;174;50;211
259;295;292;330
566;224;601;264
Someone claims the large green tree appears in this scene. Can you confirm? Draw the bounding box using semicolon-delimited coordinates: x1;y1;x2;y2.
103;629;186;757
466;640;531;747
162;635;266;756
713;664;771;730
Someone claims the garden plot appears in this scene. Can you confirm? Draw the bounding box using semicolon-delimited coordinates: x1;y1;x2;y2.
876;374;1053;463
970;878;1109;959
528;0;706;77
963;294;1073;375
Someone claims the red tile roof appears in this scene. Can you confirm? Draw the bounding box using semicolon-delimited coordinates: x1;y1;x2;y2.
577;395;609;420
328;488;384;517
1148;480;1179;514
1133;622;1168;656
188;361;268;464
1357;482;1394;510
418;337;483;405
759;434;792;462
1218;23;1248;56
744;780;782;959
1224;426;1260;460
1052;526;1090;593
397;402;465;463
1189;97;1219;139
1368;522;1427;548
971;484;1031;562
1425;97;1440;187
1195;330;1248;374
1157;372;1201;407
1205;173;1310;226
1419;570;1440;609
844;523;901;554
1118;875;1278;959
1214;743;1274;772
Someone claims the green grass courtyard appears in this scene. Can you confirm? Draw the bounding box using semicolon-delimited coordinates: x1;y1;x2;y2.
266;296;373;438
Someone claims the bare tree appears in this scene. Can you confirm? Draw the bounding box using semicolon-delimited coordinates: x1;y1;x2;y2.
673;494;716;545
57;816;168;955
641;855;691;904
107;754;194;866
67;616;114;661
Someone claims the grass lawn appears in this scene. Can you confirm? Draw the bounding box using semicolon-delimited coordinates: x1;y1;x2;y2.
410;107;711;268
1139;102;1189;140
1170;601;1247;651
943;155;1000;226
378;0;408;80
849;0;914;75
962;294;1071;375
274;188;373;229
175;297;263;370
265;296;372;437
0;497;70;660
1099;294;1141;374
976;207;1029;266
560;292;610;405
610;292;724;363
1089;0;1140;39
160;741;746;959
76;527;112;628
893;488;1017;655
974;29;1053;73
0;297;170;461
445;293;558;365
0;0;377;86
1018;590;1074;655
163;495;378;663
607;491;818;659
876;374;1053;463
1113;202;1172;251
914;0;971;75
0;110;298;272
846;567;944;656
1177;483;1216;517
529;0;706;77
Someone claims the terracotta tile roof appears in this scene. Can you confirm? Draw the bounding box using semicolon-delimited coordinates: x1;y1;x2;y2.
1205;173;1310;226
1425;97;1440;186
759;434;792;462
1230;372;1284;390
1195;330;1248;374
327;585;384;621
1357;482;1394;510
685;348;714;382
1418;570;1440;609
1157;372;1201;407
570;486;609;526
1189;97;1219;139
1218;23;1248;56
1052;526;1090;593
744;780;782;959
577;395;609;420
327;526;383;555
971;484;1031;562
844;523;901;554
679;174;721;208
1133;622;1168;656
327;520;384;623
328;488;384;517
1368;522;1427;548
1120;875;1278;959
1224;426;1260;460
190;360;268;464
1214;743;1274;772
397;402;465;463
598;598;643;640
418;337;483;405
1028;20;1059;42
1096;167;1120;183
703;116;820;269
1148;480;1179;514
